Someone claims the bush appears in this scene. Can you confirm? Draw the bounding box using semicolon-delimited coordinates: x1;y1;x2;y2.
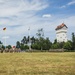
51;43;60;49
20;44;29;50
63;41;72;50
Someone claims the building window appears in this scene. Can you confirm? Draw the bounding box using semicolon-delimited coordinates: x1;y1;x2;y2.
57;35;59;37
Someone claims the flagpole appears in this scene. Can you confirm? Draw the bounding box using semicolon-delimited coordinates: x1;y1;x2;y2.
4;29;6;50
4;36;6;49
3;28;6;49
28;27;31;51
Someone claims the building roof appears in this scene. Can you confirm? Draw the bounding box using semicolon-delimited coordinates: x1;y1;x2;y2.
55;23;68;30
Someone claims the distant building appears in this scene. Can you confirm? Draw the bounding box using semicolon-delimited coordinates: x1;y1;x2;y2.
55;23;68;42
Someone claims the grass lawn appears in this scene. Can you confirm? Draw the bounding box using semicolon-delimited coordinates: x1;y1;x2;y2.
0;52;75;75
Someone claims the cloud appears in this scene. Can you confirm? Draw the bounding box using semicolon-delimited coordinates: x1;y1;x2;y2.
0;0;5;3
42;14;52;18
67;0;75;5
0;0;48;26
60;0;75;8
2;36;10;39
0;0;48;17
60;5;66;8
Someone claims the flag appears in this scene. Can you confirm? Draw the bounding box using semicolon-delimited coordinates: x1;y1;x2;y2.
3;27;6;31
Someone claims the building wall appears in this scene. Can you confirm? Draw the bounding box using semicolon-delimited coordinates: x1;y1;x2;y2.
56;27;68;42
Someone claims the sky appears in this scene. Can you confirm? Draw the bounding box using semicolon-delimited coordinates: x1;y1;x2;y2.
0;0;75;46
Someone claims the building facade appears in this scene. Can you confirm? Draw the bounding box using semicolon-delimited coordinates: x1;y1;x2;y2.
55;23;68;42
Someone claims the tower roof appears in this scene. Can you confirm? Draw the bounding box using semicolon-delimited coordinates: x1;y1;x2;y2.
55;23;68;30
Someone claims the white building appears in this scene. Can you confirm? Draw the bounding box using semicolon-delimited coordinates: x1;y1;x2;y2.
55;23;68;42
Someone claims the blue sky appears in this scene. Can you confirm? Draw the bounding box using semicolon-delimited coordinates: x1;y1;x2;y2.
0;0;75;46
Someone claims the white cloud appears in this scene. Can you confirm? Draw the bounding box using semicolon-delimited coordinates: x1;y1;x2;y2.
60;5;66;8
42;14;52;18
0;0;48;26
60;0;75;8
0;0;48;17
0;0;5;3
67;0;75;5
2;36;10;39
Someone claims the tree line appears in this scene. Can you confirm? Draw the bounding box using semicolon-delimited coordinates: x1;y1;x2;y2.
0;28;75;52
16;28;75;52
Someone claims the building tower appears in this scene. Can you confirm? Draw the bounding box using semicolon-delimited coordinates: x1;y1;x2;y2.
55;23;68;42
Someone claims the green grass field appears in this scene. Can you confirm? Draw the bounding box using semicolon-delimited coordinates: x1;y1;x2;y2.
0;52;75;75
